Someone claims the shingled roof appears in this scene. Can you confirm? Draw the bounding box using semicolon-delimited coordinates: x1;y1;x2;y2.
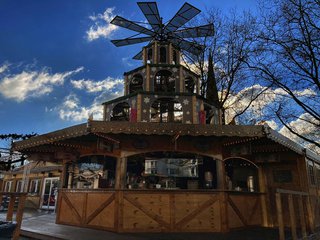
12;120;320;162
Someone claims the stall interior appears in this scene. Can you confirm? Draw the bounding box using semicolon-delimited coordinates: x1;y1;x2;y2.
126;152;217;190
224;158;259;192
65;155;116;189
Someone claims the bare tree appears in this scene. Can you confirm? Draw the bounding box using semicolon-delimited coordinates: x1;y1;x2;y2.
250;0;320;149
183;9;267;124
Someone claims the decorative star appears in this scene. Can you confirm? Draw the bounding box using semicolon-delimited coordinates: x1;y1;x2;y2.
186;111;190;115
186;120;191;124
183;99;189;105
175;95;179;99
151;67;156;72
143;109;147;113
172;68;178;73
144;97;150;103
131;99;136;106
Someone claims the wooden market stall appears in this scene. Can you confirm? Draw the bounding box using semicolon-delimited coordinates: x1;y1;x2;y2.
11;2;320;238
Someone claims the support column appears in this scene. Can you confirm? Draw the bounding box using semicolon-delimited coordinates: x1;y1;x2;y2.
115;157;127;190
258;167;269;227
216;159;226;190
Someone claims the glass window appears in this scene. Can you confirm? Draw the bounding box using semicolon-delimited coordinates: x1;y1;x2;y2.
67;156;116;189
29;179;41;194
16;180;25;193
4;181;12;192
126;152;216;190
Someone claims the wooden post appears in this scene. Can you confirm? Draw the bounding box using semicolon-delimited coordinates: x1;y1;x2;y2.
298;195;307;239
6;194;16;221
276;192;285;240
115;157;127;190
288;194;297;240
12;194;27;240
216;159;226;190
258;167;269;227
306;196;315;233
220;192;229;232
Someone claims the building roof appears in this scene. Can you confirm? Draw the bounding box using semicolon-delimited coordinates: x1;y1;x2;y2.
12;120;320;162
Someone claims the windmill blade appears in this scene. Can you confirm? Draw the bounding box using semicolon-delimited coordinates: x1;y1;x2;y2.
110;16;154;36
138;2;162;33
164;3;201;34
133;50;143;60
111;36;153;47
174;24;214;38
170;37;204;56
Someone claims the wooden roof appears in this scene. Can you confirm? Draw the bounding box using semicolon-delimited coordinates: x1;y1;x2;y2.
12;120;320;162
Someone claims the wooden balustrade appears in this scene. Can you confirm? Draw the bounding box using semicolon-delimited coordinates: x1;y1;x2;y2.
275;189;314;240
0;192;27;240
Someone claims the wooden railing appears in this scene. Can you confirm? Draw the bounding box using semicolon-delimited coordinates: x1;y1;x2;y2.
275;189;314;240
0;192;27;240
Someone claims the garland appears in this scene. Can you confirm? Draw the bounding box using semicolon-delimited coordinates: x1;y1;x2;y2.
0;133;37;140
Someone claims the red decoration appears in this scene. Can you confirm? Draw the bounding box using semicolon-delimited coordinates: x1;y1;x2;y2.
130;109;137;122
199;111;206;124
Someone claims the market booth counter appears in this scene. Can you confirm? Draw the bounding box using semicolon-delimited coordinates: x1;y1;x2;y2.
57;189;264;233
56;152;264;233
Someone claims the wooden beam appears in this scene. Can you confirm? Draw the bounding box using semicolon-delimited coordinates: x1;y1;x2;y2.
276;193;285;240
288;194;297;240
12;194;26;240
306;196;315;233
115;157;127;190
6;195;16;221
298;195;307;239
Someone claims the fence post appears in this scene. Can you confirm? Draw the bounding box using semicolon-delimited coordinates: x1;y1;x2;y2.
288;194;297;240
12;193;27;240
276;192;285;240
298;195;307;239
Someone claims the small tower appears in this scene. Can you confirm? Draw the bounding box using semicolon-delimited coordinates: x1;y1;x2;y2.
102;2;220;125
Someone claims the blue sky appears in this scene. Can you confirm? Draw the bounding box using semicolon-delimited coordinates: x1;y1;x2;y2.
0;0;257;145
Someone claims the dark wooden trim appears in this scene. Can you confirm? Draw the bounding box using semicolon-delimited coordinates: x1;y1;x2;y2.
276;193;285;240
288;194;297;240
6;195;16;221
81;192;88;225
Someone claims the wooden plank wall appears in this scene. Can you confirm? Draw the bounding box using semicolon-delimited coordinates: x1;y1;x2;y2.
56;190;263;233
57;190;116;231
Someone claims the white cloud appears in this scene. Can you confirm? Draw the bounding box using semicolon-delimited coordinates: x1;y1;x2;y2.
0;63;83;102
58;94;98;121
0;63;9;74
58;76;123;122
71;77;123;93
58;90;123;122
86;7;118;41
